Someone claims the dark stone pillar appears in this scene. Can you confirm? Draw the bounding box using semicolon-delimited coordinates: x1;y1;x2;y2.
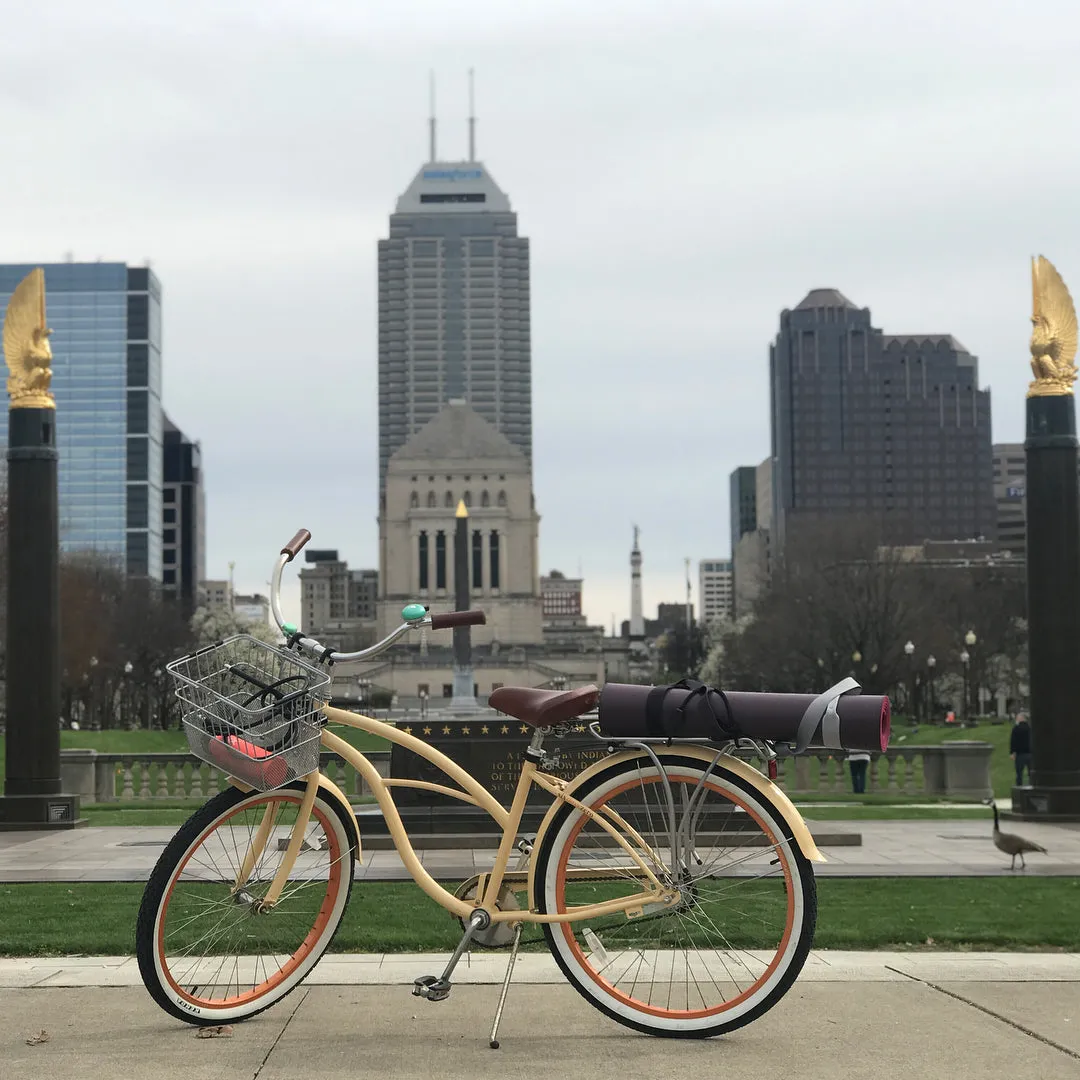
449;501;477;711
0;407;80;828
1011;394;1080;820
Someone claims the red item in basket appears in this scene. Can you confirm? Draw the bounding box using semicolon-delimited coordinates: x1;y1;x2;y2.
208;734;289;789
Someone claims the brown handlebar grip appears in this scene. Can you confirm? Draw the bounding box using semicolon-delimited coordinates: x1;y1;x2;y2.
429;609;487;630
281;529;312;562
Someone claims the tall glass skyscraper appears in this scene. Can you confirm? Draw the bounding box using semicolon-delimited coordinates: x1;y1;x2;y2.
0;263;163;579
377;159;532;489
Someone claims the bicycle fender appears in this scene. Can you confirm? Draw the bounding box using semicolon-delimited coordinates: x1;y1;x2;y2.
527;747;823;908
226;774;362;863
317;774;363;864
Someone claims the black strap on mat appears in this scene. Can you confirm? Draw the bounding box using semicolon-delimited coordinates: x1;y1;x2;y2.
645;678;741;742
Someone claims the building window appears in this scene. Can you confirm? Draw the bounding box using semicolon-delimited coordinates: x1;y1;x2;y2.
491;682;504;692
489;530;500;589
435;530;447;589
463;490;472;507
163;488;176;503
164;507;176;523
497;490;507;507
127;390;149;434
163;569;176;585
163;528;176;545
442;683;453;698
418;531;429;590
444;491;454;508
472;530;483;589
410;491;419;508
481;490;490;508
426;491;436;508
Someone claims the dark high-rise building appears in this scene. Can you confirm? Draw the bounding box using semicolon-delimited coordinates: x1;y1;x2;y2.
729;466;758;554
992;442;1080;562
377;155;532;489
770;288;995;551
162;416;205;612
0;263;164;578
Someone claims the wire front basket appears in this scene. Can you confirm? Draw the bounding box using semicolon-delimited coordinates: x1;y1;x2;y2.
168;635;330;792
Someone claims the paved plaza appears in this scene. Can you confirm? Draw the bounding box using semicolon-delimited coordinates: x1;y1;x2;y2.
2;816;1079;882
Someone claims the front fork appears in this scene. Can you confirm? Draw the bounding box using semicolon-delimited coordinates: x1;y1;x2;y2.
231;772;320;909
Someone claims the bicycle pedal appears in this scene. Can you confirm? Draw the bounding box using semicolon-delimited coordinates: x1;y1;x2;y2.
412;975;452;1002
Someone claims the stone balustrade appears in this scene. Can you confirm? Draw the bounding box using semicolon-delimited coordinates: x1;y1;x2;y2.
60;740;993;806
732;741;993;800
60;749;393;805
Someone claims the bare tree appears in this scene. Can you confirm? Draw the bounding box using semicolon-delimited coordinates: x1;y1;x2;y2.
717;515;1025;711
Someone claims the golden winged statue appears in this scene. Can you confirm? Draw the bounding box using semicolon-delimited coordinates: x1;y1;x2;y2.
1029;255;1078;397
4;267;55;410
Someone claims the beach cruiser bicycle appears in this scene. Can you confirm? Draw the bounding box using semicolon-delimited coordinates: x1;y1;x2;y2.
136;530;890;1047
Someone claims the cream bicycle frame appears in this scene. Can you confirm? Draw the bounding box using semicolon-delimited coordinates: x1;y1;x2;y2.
239;701;678;923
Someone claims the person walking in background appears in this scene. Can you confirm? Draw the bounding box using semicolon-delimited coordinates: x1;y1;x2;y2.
848;750;871;794
1010;712;1033;787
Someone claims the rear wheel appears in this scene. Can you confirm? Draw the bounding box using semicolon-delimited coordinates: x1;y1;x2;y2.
534;754;816;1038
136;782;355;1025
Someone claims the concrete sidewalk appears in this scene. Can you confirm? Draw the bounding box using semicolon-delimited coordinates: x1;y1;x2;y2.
4;949;1080;987
2;817;1079;881
1;956;1077;1079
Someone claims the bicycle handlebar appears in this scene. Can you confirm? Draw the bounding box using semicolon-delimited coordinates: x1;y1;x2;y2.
280;529;311;562
429;609;486;630
268;530;485;666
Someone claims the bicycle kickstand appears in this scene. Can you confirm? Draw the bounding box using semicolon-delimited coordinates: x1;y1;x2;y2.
413;908;490;1003
488;921;523;1050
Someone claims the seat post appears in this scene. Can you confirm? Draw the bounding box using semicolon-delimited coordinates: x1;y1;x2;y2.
528;726;546;755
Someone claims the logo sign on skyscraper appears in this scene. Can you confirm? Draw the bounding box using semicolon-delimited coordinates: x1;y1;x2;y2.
422;168;483;182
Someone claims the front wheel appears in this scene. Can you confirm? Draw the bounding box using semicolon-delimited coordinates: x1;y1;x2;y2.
534;754;816;1038
136;781;355;1025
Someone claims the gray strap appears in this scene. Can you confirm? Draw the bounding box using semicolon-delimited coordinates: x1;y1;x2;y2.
793;677;860;754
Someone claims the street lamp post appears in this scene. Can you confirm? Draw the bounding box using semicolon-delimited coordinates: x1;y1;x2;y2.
960;648;971;726
904;640;916;721
927;655;937;723
121;661;133;729
964;629;977;726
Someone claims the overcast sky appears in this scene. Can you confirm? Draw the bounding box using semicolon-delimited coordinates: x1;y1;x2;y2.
2;0;1078;629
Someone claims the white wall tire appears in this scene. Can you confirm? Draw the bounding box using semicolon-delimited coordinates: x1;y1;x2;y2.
534;755;816;1038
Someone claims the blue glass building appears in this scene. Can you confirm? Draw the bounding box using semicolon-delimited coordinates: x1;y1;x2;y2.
0;262;163;579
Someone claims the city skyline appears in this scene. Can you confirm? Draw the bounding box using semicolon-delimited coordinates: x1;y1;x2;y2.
0;2;1075;629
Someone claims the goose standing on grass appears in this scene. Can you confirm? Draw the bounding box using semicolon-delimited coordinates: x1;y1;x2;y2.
983;798;1048;870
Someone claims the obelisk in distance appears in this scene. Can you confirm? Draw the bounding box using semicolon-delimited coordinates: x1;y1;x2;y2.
629;525;645;651
1011;255;1080;821
0;268;80;829
448;498;479;713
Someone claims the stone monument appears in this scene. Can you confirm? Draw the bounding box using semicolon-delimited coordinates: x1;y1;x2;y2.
0;268;81;829
448;499;479;713
1011;256;1080;820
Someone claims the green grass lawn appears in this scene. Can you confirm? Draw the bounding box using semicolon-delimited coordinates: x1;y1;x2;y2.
1;878;1075;956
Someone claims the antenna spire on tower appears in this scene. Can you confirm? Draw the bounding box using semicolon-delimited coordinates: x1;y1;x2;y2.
467;68;476;161
428;70;437;162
